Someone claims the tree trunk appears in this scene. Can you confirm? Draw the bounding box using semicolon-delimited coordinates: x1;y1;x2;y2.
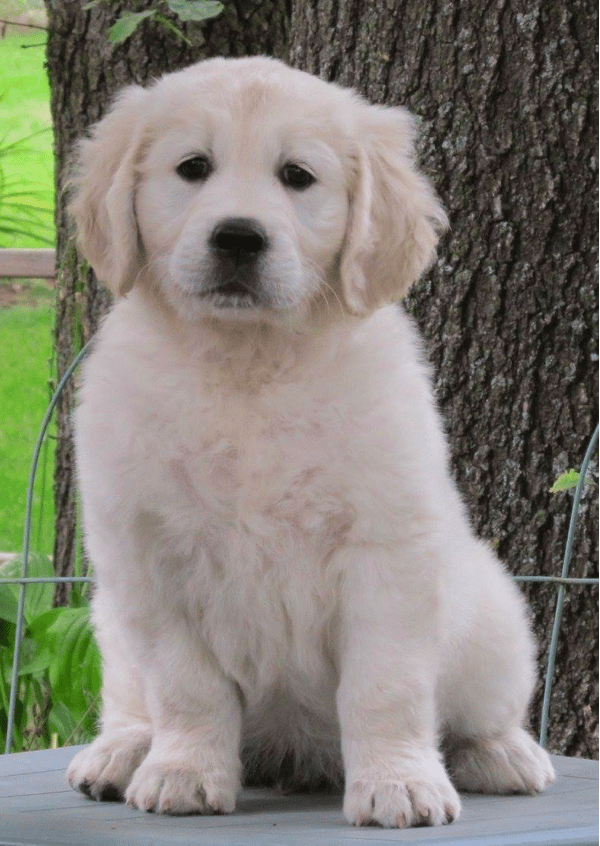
44;0;289;603
291;0;598;758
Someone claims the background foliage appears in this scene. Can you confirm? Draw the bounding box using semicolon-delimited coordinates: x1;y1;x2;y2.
0;554;100;751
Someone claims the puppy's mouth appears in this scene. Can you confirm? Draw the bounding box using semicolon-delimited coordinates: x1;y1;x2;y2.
199;270;263;309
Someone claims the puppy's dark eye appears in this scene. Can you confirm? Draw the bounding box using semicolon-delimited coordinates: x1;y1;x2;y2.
280;163;316;190
176;156;212;182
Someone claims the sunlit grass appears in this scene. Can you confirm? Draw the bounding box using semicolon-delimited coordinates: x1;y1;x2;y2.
0;21;56;553
0;30;54;248
0;304;55;554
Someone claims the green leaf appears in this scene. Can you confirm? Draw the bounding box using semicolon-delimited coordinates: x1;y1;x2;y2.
40;608;101;721
154;14;192;45
550;469;580;493
0;646;11;713
18;647;51;677
48;699;77;745
166;0;224;22
82;0;106;9
28;607;65;645
0;555;54;626
22;606;100;744
108;10;157;44
0;584;17;626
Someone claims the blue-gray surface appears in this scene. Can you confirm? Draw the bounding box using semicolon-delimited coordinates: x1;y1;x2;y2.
0;747;597;846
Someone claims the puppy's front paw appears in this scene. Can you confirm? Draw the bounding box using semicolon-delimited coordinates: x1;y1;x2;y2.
344;760;461;828
67;727;151;801
125;757;239;815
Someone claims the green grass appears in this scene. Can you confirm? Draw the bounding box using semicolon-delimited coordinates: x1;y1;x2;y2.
0;304;55;555
0;28;54;248
0;14;56;554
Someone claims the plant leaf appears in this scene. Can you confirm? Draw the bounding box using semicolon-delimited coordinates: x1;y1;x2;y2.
18;647;51;676
167;0;224;23
82;0;106;9
550;469;580;493
108;10;157;44
0;584;18;626
0;555;54;626
48;699;77;745
37;607;101;723
154;14;191;45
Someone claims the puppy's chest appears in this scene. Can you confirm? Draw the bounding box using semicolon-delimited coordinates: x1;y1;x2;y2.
164;390;354;557
160;394;350;692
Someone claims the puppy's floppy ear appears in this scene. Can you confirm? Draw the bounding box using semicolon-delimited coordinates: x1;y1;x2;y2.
340;104;448;315
68;86;149;297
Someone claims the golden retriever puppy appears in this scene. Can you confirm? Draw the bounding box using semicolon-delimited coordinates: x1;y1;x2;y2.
66;56;554;828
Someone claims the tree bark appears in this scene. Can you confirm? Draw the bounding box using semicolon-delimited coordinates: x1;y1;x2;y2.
291;0;598;758
44;0;289;604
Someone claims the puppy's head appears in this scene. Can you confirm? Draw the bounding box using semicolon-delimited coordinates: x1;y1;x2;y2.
69;57;446;324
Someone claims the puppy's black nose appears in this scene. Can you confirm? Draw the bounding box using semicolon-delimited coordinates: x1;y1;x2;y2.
211;218;268;258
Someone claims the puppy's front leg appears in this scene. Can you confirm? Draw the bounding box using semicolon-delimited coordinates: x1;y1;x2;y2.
125;626;242;815
336;544;460;828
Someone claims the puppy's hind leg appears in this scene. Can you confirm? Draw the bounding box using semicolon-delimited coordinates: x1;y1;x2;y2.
446;727;555;796
441;543;555;795
67;603;152;802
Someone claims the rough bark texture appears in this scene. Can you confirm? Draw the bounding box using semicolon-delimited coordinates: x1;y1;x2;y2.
291;0;598;758
44;0;289;602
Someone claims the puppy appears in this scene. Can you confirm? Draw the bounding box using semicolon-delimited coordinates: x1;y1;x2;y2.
66;56;554;828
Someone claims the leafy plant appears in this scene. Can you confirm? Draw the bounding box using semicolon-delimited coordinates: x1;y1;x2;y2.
83;0;224;46
0;554;100;752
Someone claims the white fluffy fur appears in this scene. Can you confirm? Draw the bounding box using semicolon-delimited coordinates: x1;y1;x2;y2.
66;57;554;828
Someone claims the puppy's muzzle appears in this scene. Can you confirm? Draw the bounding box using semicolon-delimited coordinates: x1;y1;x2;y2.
207;217;268;301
